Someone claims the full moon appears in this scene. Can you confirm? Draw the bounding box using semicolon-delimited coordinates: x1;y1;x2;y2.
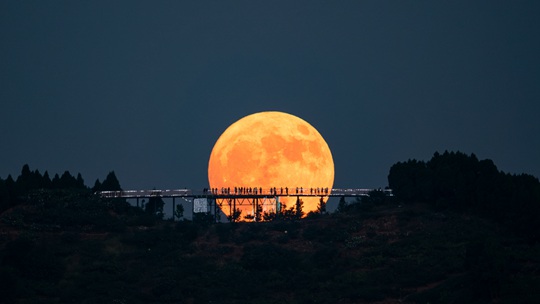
208;111;334;218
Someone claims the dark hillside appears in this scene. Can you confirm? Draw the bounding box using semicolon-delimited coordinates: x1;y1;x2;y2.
1;193;539;303
1;157;539;303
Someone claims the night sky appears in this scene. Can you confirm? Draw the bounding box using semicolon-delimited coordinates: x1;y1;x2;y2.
2;1;539;191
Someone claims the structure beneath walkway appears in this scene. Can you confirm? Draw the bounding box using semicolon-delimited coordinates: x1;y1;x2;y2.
98;188;393;222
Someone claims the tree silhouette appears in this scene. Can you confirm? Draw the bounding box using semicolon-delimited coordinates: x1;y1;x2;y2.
263;210;277;221
16;164;42;193
388;150;540;242
228;208;242;222
174;204;184;220
317;197;327;214
4;175;15;200
145;195;165;219
0;178;9;212
51;174;61;189
295;197;304;219
42;171;52;189
255;203;263;222
17;164;32;185
76;173;85;189
336;196;348;213
92;179;102;193
60;171;78;189
100;171;122;191
388;159;431;203
0;165;129;213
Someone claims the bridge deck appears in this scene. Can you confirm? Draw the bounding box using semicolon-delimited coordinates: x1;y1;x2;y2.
98;188;392;199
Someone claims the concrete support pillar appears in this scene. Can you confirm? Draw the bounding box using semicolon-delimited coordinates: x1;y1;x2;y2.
172;197;176;220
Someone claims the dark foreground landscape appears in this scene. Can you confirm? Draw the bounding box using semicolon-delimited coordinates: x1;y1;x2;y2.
1;151;539;303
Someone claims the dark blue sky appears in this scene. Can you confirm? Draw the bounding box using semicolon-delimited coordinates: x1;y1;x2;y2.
2;1;539;190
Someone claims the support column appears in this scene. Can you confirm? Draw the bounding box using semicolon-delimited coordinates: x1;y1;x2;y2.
228;198;232;221
172;197;176;221
233;198;237;222
276;196;280;218
255;197;259;222
192;199;195;220
213;198;218;222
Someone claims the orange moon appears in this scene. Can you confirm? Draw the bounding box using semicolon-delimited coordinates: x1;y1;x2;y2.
208;111;334;217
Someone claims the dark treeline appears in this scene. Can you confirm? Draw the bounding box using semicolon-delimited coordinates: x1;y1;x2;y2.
388;151;540;241
0;156;539;303
0;164;122;213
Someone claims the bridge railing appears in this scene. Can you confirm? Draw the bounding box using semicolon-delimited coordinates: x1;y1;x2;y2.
98;188;393;198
